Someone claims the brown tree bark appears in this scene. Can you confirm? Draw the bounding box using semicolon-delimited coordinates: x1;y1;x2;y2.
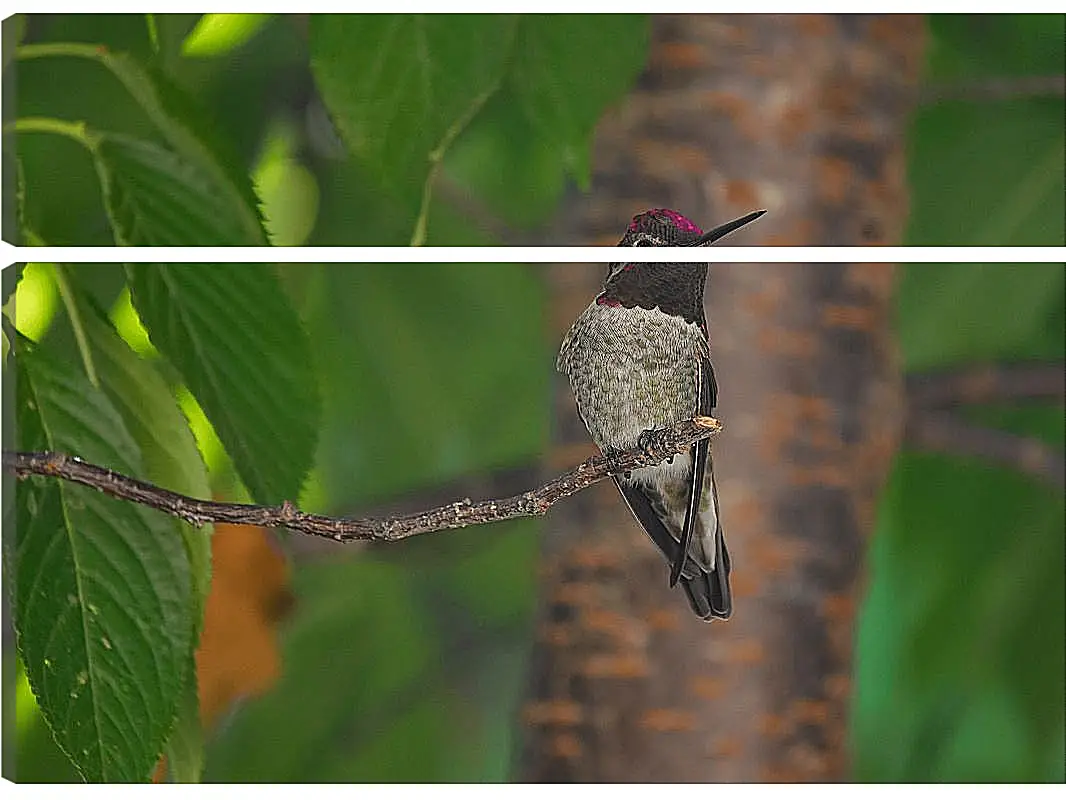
521;14;924;782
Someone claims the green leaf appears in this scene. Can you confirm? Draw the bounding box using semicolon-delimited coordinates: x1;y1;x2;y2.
508;15;648;187
7;262;59;343
443;89;569;229
26;270;212;782
907;16;1065;249
309;14;517;208
60;270;212;629
1;14;26;72
896;263;1065;370
857;252;1066;781
15;42;267;246
905;99;1065;247
2;264;24;307
926;14;1066;80
302;263;545;506
204;557;433;780
11;339;192;782
439;15;647;229
126;264;320;504
163;656;204;783
13;154;31;245
181;13;273;58
205;550;531;782
854;449;1064;781
93;133;262;246
89;46;265;242
145;14;160;54
8;656;82;782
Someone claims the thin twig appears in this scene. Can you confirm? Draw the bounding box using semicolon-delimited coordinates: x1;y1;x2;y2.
3;416;721;542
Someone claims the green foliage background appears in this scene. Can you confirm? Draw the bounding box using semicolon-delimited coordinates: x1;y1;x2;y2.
3;13;1064;783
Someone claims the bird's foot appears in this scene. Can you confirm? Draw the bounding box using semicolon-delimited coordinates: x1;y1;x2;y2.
637;428;667;461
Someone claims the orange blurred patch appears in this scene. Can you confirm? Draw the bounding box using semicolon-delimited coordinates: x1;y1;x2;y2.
641;708;698;732
654;41;708;71
581;608;634;638
689;675;727;701
726;638;766;666
549;732;584;760
580;654;650;679
197;523;291;728
525;700;584;727
154;522;291;781
724;179;761;209
816;156;854;205
538;622;576;647
569;545;623;571
645;607;682;631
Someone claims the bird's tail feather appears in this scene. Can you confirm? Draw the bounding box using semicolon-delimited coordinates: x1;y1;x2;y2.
684;454;731;620
681;562;732;621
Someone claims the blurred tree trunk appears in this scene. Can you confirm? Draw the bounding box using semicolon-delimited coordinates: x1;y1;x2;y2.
521;14;924;782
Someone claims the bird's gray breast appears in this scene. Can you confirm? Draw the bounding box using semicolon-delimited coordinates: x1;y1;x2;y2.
557;302;707;456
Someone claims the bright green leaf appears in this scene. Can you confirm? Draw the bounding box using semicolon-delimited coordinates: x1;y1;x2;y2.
10;263;58;342
181;14;273;58
108;286;158;358
252;127;320;247
174;386;229;479
12;338;192;782
126;264;320;504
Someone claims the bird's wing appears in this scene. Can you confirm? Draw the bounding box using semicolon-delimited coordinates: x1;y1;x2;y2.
669;357;710;586
697;353;731;617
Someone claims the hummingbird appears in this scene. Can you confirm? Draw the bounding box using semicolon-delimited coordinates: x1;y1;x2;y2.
557;208;765;620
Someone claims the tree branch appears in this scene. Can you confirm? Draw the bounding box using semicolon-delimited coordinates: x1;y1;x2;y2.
902;362;1065;491
920;74;1066;104
296;361;1064;558
906;362;1066;410
905;409;1065;491
3;416;721;542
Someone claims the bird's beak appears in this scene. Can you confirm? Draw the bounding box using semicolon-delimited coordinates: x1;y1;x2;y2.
694;209;767;246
